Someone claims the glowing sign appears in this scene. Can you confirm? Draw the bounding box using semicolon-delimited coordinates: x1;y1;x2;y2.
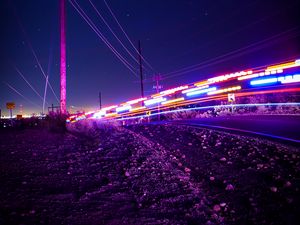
6;102;15;110
228;93;235;102
186;87;217;96
144;97;167;106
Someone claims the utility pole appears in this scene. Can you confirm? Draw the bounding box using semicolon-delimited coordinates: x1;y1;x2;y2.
153;74;162;94
138;40;144;99
60;0;67;114
153;74;163;120
99;91;102;110
19;104;23;114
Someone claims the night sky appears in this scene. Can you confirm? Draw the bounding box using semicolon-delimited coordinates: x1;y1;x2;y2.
0;0;300;115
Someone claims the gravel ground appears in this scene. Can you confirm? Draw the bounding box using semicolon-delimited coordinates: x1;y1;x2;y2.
0;124;299;225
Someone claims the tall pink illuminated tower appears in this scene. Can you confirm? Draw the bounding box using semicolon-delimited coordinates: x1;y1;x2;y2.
60;0;67;114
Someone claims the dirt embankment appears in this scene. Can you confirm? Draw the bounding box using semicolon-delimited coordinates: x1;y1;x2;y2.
0;124;299;225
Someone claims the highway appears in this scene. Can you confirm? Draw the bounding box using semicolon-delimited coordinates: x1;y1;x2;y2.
170;115;300;145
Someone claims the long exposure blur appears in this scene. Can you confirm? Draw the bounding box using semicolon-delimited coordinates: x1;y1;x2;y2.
1;0;300;224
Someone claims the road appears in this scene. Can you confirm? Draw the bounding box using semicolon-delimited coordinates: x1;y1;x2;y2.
170;115;300;145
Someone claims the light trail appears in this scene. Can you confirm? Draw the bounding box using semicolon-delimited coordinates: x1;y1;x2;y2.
161;97;185;105
14;66;44;101
116;102;300;121
67;58;300;123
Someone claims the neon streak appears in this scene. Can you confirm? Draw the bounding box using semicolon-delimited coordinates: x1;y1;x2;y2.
116;102;300;121
126;97;147;105
194;81;209;86
93;110;106;118
182;85;209;94
159;85;189;95
280;74;300;84
105;112;118;117
151;86;188;98
102;105;118;111
151;93;161;98
144;97;167;106
207;86;241;95
207;70;252;83
130;106;146;112
238;73;259;80
266;60;300;71
250;78;278;85
116;105;132;112
186;87;217;96
161;97;185;105
84;111;95;116
239;69;283;80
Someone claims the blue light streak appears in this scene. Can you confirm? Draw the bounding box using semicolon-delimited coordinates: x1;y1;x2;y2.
144;97;167;106
250;77;278;85
116;105;132;113
186;87;217;96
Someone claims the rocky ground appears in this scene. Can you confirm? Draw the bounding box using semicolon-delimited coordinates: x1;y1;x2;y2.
0;124;299;225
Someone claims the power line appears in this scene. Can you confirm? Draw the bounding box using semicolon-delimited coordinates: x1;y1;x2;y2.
9;1;59;103
89;0;142;67
138;40;144;98
69;0;139;78
4;82;41;108
158;28;300;81
103;0;157;74
14;66;45;102
43;23;55;114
